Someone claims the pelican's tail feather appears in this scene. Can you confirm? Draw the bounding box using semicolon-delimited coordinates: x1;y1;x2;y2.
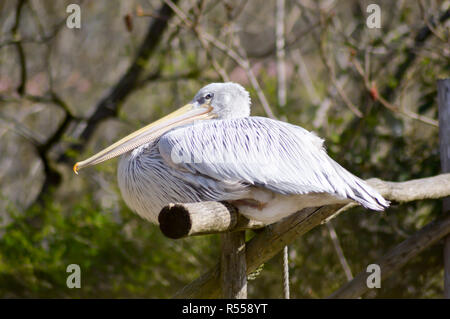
330;159;390;211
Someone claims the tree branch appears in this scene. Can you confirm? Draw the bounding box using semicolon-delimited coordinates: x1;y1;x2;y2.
327;221;353;281
367;174;450;203
382;8;450;102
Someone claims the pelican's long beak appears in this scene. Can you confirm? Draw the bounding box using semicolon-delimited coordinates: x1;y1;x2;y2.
73;103;214;174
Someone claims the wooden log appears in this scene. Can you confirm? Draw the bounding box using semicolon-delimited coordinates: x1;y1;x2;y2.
221;231;247;298
328;213;450;299
158;201;264;239
438;78;450;298
366;174;450;203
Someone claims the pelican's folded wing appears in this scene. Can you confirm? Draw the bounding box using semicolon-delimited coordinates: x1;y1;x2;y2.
160;117;341;194
158;117;388;210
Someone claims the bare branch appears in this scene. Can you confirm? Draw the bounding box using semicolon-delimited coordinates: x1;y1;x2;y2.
351;58;439;127
366;174;450;203
318;26;363;118
327;221;353;281
382;8;450;102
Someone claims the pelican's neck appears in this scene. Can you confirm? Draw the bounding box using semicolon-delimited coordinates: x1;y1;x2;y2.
215;104;251;119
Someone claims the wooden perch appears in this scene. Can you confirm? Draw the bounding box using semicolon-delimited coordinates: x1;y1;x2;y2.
329;213;450;298
173;205;345;298
171;173;450;298
367;174;450;203
158;202;264;239
221;231;247;298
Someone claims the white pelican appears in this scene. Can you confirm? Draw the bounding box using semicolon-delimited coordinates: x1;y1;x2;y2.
74;82;389;224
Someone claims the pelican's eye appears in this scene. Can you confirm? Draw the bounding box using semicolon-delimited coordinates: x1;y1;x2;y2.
204;93;214;101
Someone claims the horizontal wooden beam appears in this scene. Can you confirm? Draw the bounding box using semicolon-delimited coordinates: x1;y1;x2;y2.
158;201;264;239
367;173;450;203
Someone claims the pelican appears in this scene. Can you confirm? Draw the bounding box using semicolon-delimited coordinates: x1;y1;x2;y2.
74;82;389;224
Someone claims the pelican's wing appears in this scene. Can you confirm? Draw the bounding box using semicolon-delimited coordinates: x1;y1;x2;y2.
158;117;388;210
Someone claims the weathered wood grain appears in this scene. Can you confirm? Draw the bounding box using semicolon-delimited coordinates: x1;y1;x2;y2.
221;231;247;298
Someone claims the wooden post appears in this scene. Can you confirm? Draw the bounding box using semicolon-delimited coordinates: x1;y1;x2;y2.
220;231;247;298
438;78;450;298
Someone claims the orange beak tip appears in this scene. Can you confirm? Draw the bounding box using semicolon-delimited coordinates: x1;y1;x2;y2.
73;163;79;175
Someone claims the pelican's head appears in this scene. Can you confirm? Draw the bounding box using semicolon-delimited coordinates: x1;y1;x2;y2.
192;82;251;119
73;82;251;174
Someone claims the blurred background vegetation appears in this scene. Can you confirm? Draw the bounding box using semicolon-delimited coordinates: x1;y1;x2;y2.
0;0;449;298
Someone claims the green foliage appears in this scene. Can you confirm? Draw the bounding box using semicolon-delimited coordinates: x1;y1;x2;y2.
0;196;219;298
